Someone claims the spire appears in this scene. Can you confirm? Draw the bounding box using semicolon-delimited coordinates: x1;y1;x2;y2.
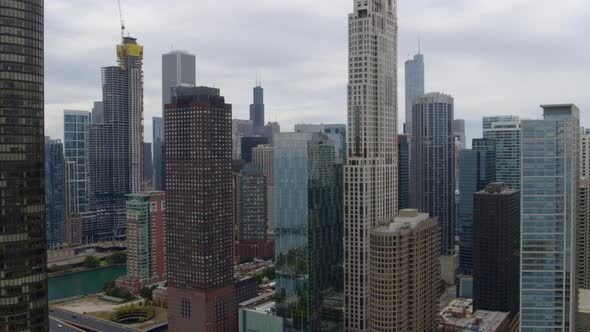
418;32;421;55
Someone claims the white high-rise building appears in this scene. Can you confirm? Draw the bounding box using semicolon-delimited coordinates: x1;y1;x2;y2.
344;0;398;330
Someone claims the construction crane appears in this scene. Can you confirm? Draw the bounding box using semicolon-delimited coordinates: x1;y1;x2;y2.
117;0;125;41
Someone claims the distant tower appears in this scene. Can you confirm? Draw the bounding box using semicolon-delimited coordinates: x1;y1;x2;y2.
344;0;398;330
411;92;455;255
482;116;521;190
64;110;91;213
404;49;425;135
250;82;265;131
165;86;236;331
45;138;66;248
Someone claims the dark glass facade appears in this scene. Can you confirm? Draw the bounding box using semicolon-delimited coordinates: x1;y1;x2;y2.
249;86;265;129
398;134;410;210
165;86;236;331
473;183;520;319
152;117;164;190
240;136;268;162
0;0;48;330
45;138;65;247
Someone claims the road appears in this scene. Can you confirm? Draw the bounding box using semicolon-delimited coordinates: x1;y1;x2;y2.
50;307;139;332
49;317;84;332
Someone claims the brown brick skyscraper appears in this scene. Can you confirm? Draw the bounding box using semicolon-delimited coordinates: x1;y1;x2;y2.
165;86;236;331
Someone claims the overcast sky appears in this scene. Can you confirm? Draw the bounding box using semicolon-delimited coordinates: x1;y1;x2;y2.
45;0;590;144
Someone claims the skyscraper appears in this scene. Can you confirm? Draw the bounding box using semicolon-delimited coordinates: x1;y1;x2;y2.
92;101;104;124
64;110;91;213
237;165;268;243
250;85;265;131
404;53;425;134
473;183;520;319
165;86;236;331
275;132;343;331
153;117;164;190
162;50;196;108
240;136;268;163
483;116;521;190
411;92;455;255
0;0;48;329
88;36;144;240
581;128;590;179
453;119;466;150
578;179;590;289
117;191;166;293
520;104;579;330
398;134;410;210
368;210;440;332
45;138;66;248
345;0;398;329
252;145;276;234
143;142;153;190
457;138;495;296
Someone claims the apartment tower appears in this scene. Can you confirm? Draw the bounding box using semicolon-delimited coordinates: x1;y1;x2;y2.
0;0;48;329
165;86;236;331
344;0;398;330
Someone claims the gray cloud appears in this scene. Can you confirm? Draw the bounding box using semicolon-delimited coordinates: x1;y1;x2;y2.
45;0;590;145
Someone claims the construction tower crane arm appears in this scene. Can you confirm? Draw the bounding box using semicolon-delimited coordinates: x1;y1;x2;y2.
117;0;125;40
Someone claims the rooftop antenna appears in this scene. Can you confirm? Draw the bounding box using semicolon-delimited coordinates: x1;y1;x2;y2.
117;0;125;41
418;32;421;54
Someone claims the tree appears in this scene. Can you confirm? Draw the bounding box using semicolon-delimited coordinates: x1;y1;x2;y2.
140;287;153;300
107;252;127;265
84;255;101;268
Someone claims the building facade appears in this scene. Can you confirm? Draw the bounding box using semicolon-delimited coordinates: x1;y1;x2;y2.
250;85;265;131
520;104;580;330
411;92;455;255
63;110;91;213
252;145;276;235
88;36;144;240
117;192;166;293
482;116;521;190
45;138;66;247
473;183;520;319
143;142;153;190
0;0;48;329
274;132;343;331
240;136;268;163
153;117;164;190
404;53;424;134
368;210;440;332
457;138;496;295
578;179;590;289
238;165;268;243
162;50;196;108
344;1;398;329
398;134;410;210
165;86;236;331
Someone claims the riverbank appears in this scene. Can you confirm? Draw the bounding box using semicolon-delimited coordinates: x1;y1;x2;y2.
48;264;126;278
48;265;127;302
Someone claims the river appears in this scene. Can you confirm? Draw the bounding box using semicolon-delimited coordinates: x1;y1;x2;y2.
48;265;127;302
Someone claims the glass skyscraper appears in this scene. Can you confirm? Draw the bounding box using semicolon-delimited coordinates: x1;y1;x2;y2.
45;138;66;247
398;134;410;210
404;53;425;135
64;110;91;213
457;138;495;296
520;104;579;331
483;115;521;190
275;132;343;331
0;0;48;329
153;117;164;190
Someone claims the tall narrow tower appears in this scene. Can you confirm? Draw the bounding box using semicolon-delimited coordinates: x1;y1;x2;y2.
344;0;398;330
250;84;265;131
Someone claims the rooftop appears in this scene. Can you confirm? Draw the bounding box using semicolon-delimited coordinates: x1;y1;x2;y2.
373;209;431;233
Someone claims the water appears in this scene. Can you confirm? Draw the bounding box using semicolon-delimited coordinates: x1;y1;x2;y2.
48;265;127;301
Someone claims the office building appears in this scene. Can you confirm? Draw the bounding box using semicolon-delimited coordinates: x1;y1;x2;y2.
165;86;236;331
117;192;166;293
454;119;466;150
275;132;343;331
368;210;440;332
344;1;398;329
263;121;281;144
250;84;265;131
65;160;78;217
241;136;268;163
253;145;276;234
238;165;268;243
404;53;425;134
92;101;104;124
64;110;91;213
398;134;410;210
578;179;590;289
162;50;196;107
153;117;164;190
294;124;347;163
438;310;511;332
483;116;521;190
411;92;455;255
457;138;495;296
473;183;520;319
88;36;144;240
45;138;66;248
581;128;590;178
0;0;48;329
520;104;580;330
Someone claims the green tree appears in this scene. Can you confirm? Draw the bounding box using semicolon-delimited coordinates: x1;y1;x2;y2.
84;255;101;268
107;252;127;265
140;287;153;300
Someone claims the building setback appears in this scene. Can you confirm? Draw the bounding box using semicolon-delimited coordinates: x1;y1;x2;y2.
45;138;66;247
520;104;579;330
0;0;48;329
165;86;236;331
368;210;440;332
411;92;455;255
473;183;520;319
117;192;166;293
344;1;399;329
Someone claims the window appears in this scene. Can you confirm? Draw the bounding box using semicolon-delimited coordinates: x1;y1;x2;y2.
181;297;191;319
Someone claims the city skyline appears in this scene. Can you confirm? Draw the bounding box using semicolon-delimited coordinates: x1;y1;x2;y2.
44;0;590;145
